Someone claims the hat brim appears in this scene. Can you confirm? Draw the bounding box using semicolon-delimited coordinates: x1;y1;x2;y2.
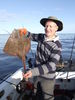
40;18;63;31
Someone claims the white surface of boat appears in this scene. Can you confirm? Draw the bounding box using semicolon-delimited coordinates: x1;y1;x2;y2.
55;72;75;90
0;68;23;100
0;65;75;100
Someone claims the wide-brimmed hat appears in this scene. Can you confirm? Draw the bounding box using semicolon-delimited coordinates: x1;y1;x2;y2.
40;16;63;31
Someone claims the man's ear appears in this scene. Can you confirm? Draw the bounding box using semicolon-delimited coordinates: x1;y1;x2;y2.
56;25;58;31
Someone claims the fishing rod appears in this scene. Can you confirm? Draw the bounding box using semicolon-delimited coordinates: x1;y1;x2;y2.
69;34;75;67
66;34;75;79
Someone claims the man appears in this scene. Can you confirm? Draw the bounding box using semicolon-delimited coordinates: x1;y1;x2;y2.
23;16;63;100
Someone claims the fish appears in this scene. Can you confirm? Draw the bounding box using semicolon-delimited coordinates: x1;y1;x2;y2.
3;29;31;70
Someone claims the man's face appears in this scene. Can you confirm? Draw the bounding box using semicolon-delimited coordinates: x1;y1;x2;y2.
45;20;58;37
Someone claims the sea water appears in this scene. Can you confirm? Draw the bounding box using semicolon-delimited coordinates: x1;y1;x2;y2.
0;33;75;83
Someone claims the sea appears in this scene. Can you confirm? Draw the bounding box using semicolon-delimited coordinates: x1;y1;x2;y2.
0;33;75;83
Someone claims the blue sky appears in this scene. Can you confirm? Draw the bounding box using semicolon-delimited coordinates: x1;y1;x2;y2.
0;0;75;34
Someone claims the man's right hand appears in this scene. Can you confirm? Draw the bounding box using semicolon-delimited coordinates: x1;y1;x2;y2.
19;28;27;37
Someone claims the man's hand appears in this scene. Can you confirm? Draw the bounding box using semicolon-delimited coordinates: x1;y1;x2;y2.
22;70;32;79
19;28;27;37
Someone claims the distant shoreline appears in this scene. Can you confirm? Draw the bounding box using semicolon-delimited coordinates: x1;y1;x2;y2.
0;33;75;35
0;34;10;35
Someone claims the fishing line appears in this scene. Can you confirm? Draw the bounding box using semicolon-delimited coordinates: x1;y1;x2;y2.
69;34;75;67
3;29;10;34
30;48;35;58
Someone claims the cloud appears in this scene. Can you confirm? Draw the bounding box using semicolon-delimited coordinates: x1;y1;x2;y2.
0;9;17;22
54;7;63;11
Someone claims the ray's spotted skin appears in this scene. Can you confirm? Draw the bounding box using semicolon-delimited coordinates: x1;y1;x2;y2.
3;28;31;70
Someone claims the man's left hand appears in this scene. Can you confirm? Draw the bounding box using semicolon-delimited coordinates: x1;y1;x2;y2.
22;70;32;79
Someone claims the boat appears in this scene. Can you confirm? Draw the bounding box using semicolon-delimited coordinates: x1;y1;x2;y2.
0;61;75;100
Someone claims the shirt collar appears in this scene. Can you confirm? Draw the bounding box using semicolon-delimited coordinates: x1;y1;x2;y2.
44;35;59;42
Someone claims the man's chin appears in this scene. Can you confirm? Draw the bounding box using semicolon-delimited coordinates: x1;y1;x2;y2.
45;33;50;37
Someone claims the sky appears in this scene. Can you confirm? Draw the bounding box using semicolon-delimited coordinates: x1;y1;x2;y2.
0;0;75;34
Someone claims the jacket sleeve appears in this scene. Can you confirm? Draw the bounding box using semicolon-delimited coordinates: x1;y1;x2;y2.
28;32;44;42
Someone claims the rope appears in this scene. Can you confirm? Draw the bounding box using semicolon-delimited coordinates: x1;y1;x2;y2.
0;77;16;87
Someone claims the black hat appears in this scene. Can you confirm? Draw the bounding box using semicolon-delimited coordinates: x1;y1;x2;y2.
40;16;63;31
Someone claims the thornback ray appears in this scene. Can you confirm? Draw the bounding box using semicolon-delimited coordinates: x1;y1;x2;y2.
3;29;31;71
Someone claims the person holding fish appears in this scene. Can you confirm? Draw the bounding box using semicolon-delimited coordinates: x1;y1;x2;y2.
21;16;63;100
